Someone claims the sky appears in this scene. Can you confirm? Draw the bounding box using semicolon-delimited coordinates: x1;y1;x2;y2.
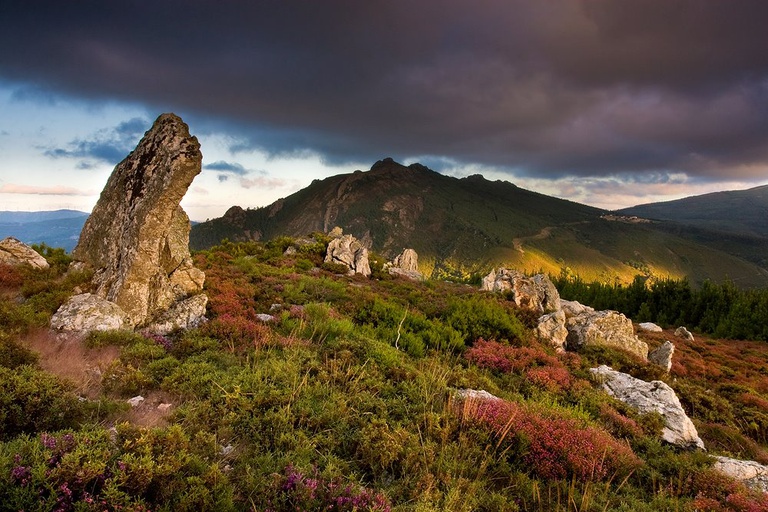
1;1;768;221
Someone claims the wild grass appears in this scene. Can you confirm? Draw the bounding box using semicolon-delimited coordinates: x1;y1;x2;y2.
1;239;767;510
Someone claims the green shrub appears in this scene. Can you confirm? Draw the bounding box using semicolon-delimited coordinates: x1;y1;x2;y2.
0;366;86;439
0;338;38;369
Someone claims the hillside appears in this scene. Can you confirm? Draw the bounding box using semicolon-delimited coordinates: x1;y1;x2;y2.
618;184;768;238
2;240;767;510
0;210;88;252
191;159;768;287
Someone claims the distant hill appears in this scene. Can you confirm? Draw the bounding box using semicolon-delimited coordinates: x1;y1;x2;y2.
191;159;768;287
617;184;768;238
0;210;89;252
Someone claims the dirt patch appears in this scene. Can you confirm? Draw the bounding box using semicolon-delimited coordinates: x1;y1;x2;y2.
20;328;120;399
113;390;177;428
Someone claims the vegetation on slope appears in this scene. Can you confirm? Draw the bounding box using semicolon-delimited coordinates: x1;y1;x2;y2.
190;159;768;287
1;240;767;511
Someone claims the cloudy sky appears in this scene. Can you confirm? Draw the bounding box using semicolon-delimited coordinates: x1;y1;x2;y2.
1;1;767;220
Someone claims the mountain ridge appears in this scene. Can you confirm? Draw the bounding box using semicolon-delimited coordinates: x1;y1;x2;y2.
190;159;768;287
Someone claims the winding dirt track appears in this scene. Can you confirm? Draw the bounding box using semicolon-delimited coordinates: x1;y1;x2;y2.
512;226;552;254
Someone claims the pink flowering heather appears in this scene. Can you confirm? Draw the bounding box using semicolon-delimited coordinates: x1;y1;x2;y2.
455;395;642;482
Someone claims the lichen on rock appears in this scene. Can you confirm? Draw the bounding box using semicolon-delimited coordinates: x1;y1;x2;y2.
53;113;206;332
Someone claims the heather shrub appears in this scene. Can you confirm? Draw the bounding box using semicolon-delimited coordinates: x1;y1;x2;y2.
257;464;392;511
0;338;39;369
0;426;234;511
454;395;642;482
0;263;24;288
201;314;272;351
0;366;86;439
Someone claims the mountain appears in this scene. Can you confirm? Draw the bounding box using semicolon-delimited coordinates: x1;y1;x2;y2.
617;184;768;238
190;158;768;286
0;210;89;252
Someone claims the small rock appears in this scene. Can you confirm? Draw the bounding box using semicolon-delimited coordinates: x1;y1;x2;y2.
712;456;768;494
591;365;704;449
638;322;663;332
220;444;235;456
157;403;172;412
675;326;694;341
536;309;568;352
269;303;282;311
560;300;594;318
256;313;276;322
453;389;502;402
127;395;145;407
648;341;675;372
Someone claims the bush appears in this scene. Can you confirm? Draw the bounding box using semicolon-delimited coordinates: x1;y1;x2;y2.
0;366;86;439
0;338;39;369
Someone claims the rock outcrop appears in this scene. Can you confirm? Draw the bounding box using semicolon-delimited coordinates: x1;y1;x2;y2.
591;365;705;449
54;113;206;331
325;233;371;277
567;310;649;360
481;268;560;313
0;237;49;269
712;456;768;494
648;341;675;372
386;248;423;280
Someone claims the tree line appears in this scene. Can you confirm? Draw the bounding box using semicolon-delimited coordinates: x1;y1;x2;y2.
551;273;768;341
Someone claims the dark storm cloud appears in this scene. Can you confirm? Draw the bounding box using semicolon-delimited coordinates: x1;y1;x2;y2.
2;1;768;181
43;117;150;165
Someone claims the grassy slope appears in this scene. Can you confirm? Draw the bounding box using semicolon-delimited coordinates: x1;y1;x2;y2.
191;161;768;287
2;240;767;511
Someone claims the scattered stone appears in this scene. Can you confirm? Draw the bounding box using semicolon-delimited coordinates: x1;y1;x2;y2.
591;365;705;449
712;456;768;494
481;268;560;313
157;403;172;412
0;237;49;269
50;293;131;331
58;113;206;330
567;310;649;360
220;444;235;456
536;309;568;352
648;341;675;372
453;389;502;402
386;248;423;280
127;395;145;407
269;303;283;311
325;234;371;276
675;326;695;341
638;322;663;333
256;313;276;322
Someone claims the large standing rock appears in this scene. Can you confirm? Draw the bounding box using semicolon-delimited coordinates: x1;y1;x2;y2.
675;326;695;341
325;234;371;277
648;341;675;372
591;365;705;449
56;113;205;330
386;248;423;280
0;237;49;269
481;268;560;313
567;310;649;360
712;456;768;494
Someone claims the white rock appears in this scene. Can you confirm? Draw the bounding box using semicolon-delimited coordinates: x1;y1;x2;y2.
638;322;663;332
0;237;49;269
145;294;208;334
51;293;131;331
481;269;560;313
591;365;704;449
648;341;675;372
567;310;649;360
127;395;145;407
675;326;695;341
712;456;768;493
536;309;568;352
560;299;594;318
255;313;276;322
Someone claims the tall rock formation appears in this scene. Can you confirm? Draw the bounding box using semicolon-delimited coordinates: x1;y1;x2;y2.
54;113;206;331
